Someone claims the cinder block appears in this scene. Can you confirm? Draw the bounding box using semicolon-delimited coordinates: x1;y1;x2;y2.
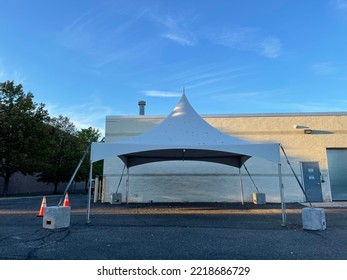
43;206;70;229
110;193;122;204
253;192;266;205
302;207;326;230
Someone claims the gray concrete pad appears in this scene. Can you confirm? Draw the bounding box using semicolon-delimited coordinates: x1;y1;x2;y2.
0;194;347;260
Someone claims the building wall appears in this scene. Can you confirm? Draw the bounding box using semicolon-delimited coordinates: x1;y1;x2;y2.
103;113;347;203
0;173;86;195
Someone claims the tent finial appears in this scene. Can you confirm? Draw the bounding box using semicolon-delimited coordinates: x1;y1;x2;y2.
183;87;185;96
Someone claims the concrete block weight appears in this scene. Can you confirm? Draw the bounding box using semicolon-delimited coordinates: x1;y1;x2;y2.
253;192;266;205
43;206;71;229
302;207;326;230
110;193;122;204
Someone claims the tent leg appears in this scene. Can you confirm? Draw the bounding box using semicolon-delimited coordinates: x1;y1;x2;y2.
93;176;99;203
126;167;129;204
87;162;93;224
278;163;286;226
101;176;106;203
239;168;244;205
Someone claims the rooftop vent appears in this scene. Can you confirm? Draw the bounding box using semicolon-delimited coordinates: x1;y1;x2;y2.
138;100;146;115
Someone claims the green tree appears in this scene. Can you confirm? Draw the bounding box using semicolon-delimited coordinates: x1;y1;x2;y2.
76;127;103;191
37;115;81;194
0;81;49;196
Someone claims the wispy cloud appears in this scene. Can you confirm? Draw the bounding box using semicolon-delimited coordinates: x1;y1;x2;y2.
0;69;26;84
211;89;280;101
96;42;151;67
58;9;96;50
249;97;347;113
198;88;293;114
207;27;282;58
260;37;282;58
162;33;196;46
310;62;337;76
142;90;182;97
186;75;242;90
158;61;247;91
149;11;198;47
212;27;258;51
295;101;347;112
333;0;347;10
229;90;272;98
46;102;119;136
162;63;234;83
58;4;149;67
111;8;149;35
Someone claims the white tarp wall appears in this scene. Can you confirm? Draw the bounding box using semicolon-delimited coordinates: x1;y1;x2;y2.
103;156;301;204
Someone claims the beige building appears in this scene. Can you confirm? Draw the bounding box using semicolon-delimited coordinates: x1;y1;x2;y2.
102;108;347;204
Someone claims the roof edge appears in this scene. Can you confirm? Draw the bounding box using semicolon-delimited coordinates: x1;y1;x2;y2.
107;111;347;120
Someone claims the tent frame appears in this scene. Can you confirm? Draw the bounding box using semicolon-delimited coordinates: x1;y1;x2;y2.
87;158;287;226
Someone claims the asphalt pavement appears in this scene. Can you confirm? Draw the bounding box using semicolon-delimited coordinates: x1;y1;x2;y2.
0;194;347;260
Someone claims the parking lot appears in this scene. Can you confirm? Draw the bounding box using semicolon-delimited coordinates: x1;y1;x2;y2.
0;194;347;260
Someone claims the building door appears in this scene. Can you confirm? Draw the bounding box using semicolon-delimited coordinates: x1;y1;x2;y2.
301;162;323;202
327;148;347;201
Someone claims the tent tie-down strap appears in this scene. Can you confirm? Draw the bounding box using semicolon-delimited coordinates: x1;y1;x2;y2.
115;164;126;194
280;145;313;207
243;164;260;193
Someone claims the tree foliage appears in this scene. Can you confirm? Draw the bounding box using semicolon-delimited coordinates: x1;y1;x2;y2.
76;127;103;190
1;80;104;196
0;81;49;195
37;115;81;194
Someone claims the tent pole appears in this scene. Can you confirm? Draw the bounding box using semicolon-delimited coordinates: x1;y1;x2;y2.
239;168;244;205
87;162;93;224
126;167;129;204
278;163;286;226
93;176;99;203
59;142;91;206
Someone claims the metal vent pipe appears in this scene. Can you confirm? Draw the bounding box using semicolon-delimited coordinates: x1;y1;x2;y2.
138;100;146;115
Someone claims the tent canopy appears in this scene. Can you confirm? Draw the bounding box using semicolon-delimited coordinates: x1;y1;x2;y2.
91;94;281;168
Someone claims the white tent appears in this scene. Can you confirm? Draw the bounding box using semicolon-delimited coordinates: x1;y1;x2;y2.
88;94;286;225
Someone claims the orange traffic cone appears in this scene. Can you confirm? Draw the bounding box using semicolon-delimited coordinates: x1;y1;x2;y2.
37;196;47;217
63;193;70;207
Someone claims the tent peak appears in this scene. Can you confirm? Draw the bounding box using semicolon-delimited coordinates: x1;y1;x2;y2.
117;92;252;147
172;92;196;117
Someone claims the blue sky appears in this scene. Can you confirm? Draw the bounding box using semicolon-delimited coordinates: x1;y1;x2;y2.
0;0;346;133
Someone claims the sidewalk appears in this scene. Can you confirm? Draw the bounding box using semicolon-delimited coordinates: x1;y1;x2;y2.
300;201;347;208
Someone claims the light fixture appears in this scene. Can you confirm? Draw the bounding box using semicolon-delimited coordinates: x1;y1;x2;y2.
294;125;313;134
